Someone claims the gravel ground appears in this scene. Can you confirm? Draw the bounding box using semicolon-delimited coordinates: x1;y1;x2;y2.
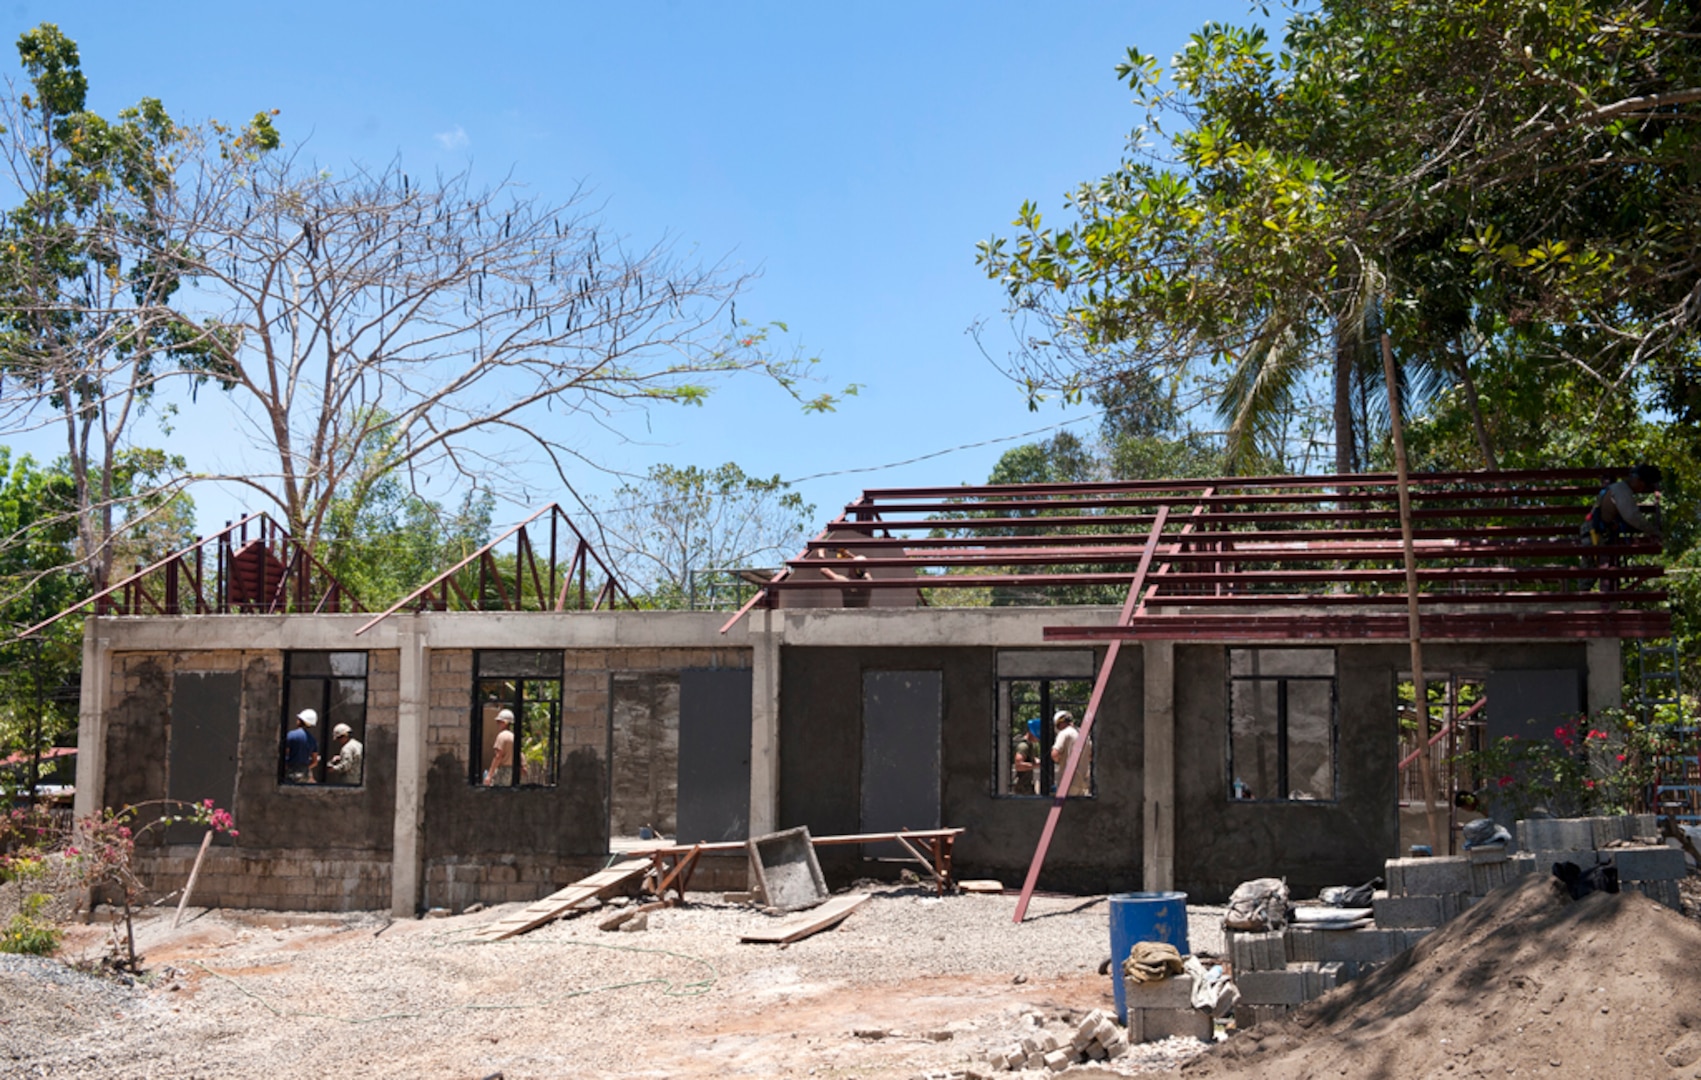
0;887;1227;1079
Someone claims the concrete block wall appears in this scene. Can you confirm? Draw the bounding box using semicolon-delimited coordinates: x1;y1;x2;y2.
134;847;391;912
107;647;402;912
423;853;614;911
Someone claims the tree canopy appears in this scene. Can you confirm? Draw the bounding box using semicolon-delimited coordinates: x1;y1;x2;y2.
978;0;1701;474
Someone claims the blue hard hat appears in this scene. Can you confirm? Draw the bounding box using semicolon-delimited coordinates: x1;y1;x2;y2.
1027;717;1041;739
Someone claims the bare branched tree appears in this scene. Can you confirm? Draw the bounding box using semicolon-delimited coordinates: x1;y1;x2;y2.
591;462;814;607
171;152;837;549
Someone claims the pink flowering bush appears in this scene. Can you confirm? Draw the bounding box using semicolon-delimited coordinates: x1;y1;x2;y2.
1454;704;1690;822
1;799;237;970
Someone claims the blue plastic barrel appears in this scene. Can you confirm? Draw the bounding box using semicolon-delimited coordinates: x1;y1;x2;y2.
1109;891;1190;1024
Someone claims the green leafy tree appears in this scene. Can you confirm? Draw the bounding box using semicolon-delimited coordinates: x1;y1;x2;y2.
978;1;1701;474
0;24;265;594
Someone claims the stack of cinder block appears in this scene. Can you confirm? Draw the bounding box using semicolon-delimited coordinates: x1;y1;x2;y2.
985;1010;1128;1073
1225;816;1685;1033
1225;928;1349;1027
1374;848;1540;942
1519;814;1681;910
1122;978;1214;1043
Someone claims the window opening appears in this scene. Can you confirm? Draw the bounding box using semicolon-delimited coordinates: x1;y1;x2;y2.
1227;648;1336;801
280;651;368;787
472;650;563;787
996;672;1095;797
1397;671;1487;810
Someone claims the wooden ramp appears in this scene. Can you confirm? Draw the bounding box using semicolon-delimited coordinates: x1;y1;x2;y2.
472;858;651;942
739;893;871;946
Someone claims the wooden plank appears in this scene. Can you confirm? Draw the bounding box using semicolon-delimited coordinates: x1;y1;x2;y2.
473;858;651;941
740;893;871;945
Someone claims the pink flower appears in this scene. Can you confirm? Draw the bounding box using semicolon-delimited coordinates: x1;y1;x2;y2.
1587;730;1607;741
64;846;78;856
1497;775;1514;788
1584;780;1596;790
1617;754;1627;763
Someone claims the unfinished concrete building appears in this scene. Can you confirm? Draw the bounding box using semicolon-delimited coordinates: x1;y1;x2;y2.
61;470;1671;914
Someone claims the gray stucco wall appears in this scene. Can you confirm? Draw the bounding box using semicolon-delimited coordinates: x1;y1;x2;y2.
779;645;1145;893
1172;642;1589;902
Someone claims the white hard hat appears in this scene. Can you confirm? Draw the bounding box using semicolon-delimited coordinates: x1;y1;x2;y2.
1054;710;1074;725
297;708;318;727
332;723;352;738
495;708;515;724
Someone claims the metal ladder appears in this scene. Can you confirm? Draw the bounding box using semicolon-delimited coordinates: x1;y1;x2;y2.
1641;642;1697;822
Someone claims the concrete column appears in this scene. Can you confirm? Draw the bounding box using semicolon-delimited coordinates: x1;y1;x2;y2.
748;608;782;837
73;616;112;821
1142;641;1176;891
1585;637;1623;718
391;616;429;918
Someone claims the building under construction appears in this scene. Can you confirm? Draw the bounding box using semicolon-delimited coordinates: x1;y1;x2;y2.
57;469;1678;915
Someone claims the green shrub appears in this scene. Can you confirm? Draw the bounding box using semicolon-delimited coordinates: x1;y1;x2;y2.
1;894;60;956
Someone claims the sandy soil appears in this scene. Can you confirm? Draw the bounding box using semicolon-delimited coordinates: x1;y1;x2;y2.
0;888;1224;1079
1183;874;1701;1080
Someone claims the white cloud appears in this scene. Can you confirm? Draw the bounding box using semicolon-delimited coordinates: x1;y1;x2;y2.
434;125;469;151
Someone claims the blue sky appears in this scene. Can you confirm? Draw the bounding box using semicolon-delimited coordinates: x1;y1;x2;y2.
11;1;1268;534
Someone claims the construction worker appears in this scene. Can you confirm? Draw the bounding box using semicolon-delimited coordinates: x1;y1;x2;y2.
1582;464;1662;544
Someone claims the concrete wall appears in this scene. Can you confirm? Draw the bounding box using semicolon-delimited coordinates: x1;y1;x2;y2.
85;607;1607;912
778;645;1144;893
1172;642;1589;902
108;648;398;912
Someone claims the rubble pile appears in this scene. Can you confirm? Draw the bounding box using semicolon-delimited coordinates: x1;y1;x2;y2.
984;1010;1128;1073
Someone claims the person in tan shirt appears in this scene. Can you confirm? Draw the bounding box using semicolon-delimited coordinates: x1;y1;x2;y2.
483;708;515;785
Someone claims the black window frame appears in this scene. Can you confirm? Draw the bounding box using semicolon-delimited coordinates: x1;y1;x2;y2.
471;650;564;788
994;672;1097;799
279;650;369;788
1225;647;1338;803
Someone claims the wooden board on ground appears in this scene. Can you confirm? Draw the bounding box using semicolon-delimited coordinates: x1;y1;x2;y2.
959;879;1004;894
472;858;651;942
740;892;870;945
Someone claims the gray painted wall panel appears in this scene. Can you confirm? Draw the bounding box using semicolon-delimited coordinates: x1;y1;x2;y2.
168;672;241;843
677;668;752;844
1485;669;1583;743
861;670;943;851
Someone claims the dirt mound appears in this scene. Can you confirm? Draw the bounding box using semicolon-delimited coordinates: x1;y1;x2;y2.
1185;873;1701;1079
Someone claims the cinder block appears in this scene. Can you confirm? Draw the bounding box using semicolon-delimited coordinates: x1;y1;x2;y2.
1471;858;1517;895
1386;856;1471;897
1130;1007;1213;1043
1627;878;1682;910
1466;844;1510;864
1302;962;1342;998
1373;895;1442;929
1591;816;1635;848
1440;893;1475;921
1635;813;1659;839
1236;969;1312;1006
1229;930;1287;972
1519;818;1595;851
1612;845;1687;882
1315;928;1407;965
1124;977;1196;1010
1382;859;1404;897
1284;928;1318;964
